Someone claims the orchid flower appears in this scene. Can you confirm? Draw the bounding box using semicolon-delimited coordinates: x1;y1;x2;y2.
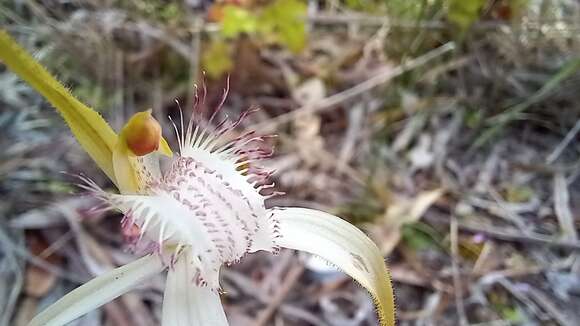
0;31;395;326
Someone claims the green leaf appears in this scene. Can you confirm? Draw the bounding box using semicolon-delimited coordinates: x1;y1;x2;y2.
220;5;258;38
401;223;441;251
500;306;524;323
202;38;234;79
447;0;486;31
258;0;307;53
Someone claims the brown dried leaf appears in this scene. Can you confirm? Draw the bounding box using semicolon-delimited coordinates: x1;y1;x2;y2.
13;297;37;326
25;233;61;298
365;189;444;255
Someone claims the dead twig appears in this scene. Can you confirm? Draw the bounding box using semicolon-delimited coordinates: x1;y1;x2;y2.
451;217;469;326
254;263;305;326
553;173;578;241
0;227;85;283
448;219;580;251
546;119;580;164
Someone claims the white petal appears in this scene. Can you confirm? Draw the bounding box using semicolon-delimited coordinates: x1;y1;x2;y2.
109;193;212;248
162;252;228;326
272;207;396;326
28;255;165;326
106;192;221;289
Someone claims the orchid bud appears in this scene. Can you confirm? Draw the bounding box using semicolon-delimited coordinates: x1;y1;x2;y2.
123;110;162;156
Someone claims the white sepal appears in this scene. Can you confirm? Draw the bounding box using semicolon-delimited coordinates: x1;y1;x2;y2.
272;207;396;326
28;254;165;326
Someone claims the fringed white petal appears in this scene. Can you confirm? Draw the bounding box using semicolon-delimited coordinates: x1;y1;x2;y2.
162;250;228;326
109;193;211;247
271;207;396;326
28;254;165;326
106;192;222;289
178;148;275;252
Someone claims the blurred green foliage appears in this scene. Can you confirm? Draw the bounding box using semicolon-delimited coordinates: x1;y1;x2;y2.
203;0;307;79
221;6;258;38
337;185;384;225
344;0;427;18
474;57;580;150
447;0;486;32
489;291;525;323
401;223;442;251
505;185;534;203
202;39;234;81
259;0;307;53
117;0;185;23
220;0;306;51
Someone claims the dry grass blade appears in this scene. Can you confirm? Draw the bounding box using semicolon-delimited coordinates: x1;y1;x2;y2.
553;173;578;241
254;263;305;326
450;217;469;326
250;42;455;133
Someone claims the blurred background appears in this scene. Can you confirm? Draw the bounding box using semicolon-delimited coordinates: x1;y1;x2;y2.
2;0;580;325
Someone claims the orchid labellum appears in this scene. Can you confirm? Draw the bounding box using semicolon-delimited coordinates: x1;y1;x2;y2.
0;30;395;326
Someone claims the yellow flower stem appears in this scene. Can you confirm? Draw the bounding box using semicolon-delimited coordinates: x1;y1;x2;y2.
0;30;119;185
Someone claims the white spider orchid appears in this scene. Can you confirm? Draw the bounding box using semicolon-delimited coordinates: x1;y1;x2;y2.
0;30;396;326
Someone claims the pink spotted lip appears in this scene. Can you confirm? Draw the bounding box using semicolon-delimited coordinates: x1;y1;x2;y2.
88;81;282;290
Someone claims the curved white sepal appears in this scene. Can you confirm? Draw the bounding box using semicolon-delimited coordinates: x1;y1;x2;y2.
272;207;396;326
28;254;165;326
162;251;228;326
